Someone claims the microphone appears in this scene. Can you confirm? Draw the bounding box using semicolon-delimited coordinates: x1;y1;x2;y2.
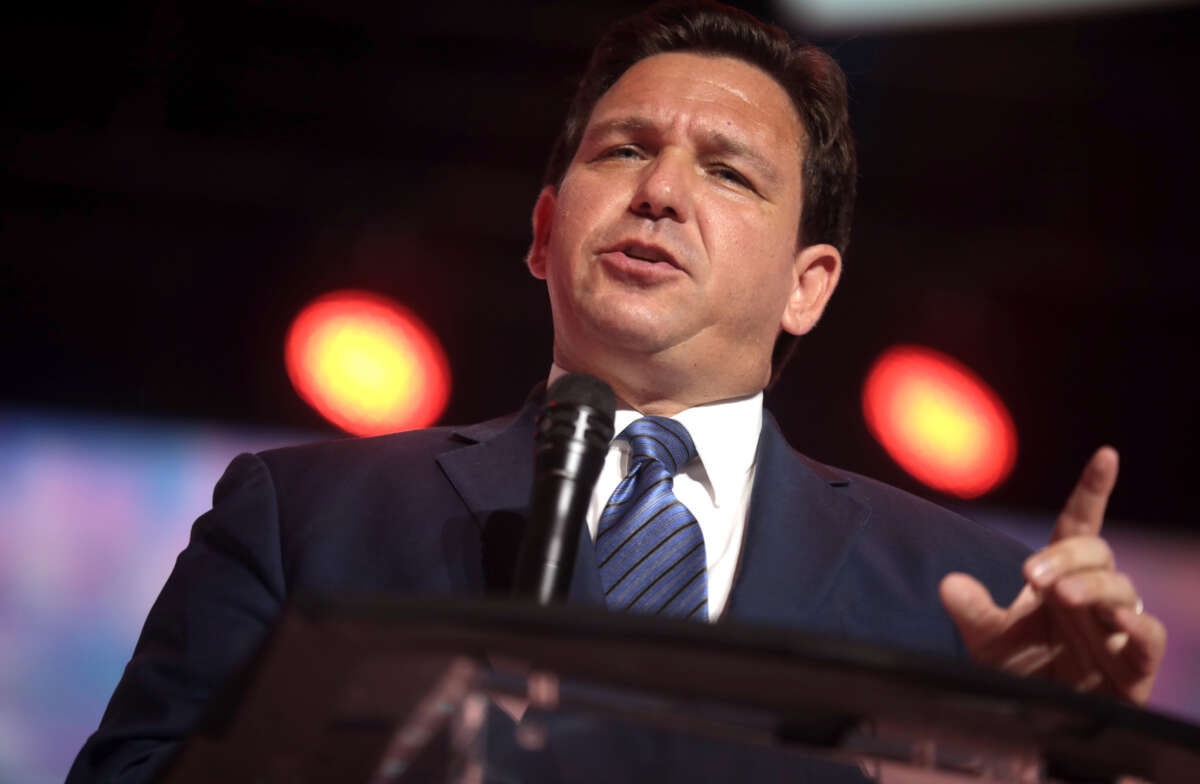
514;373;616;605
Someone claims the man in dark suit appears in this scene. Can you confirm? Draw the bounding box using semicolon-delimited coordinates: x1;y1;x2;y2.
69;2;1165;781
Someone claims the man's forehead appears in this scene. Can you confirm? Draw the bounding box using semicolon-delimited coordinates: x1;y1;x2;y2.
601;53;791;106
582;52;806;173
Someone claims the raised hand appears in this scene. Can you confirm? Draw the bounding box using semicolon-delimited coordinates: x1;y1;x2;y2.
939;447;1166;704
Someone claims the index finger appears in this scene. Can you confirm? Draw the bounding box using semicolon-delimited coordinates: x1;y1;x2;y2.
1052;446;1119;542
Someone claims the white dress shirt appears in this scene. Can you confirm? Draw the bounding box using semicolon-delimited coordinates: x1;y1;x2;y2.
548;365;762;620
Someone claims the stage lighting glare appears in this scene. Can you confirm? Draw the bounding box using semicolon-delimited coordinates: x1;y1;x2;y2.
863;345;1017;499
285;291;450;436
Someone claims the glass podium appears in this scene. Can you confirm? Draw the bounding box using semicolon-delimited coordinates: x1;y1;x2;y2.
164;597;1199;783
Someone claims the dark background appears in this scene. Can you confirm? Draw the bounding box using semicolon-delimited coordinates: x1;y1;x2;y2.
3;0;1197;528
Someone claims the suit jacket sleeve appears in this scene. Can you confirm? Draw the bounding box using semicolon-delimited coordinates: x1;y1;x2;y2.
67;452;287;784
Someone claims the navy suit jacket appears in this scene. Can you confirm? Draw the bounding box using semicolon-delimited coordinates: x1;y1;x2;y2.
68;393;1030;782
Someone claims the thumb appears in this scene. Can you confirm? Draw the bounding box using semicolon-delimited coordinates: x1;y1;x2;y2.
939;572;1006;641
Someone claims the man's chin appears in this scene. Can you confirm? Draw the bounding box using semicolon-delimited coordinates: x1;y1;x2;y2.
579;313;687;358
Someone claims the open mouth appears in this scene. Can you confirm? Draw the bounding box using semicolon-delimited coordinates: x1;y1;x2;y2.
620;243;675;266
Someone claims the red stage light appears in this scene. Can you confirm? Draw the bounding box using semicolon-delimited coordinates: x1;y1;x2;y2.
285;290;450;436
862;345;1017;499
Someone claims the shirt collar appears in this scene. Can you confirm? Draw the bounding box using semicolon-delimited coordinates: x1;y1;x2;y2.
669;393;761;508
547;363;763;508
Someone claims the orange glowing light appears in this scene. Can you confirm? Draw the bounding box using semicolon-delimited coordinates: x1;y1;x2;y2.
862;345;1017;498
285;290;450;436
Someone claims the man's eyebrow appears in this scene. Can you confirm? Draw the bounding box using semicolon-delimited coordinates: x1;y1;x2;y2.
581;116;657;143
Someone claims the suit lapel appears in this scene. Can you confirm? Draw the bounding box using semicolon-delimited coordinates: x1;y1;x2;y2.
435;389;605;606
723;414;870;628
432;395;866;619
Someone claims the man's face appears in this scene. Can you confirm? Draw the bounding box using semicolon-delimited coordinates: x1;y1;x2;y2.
528;52;836;398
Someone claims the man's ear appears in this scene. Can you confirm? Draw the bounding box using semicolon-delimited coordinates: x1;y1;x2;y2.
525;185;558;280
780;243;842;337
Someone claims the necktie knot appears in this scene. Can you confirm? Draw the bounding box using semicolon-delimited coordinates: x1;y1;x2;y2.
618;416;698;477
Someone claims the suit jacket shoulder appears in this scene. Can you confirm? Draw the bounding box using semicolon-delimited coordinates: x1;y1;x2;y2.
724;413;1030;659
66;408;538;783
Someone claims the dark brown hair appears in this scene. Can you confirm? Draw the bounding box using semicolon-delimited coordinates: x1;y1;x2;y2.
543;0;857;255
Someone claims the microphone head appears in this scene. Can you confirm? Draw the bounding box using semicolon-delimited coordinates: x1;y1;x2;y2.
545;373;616;424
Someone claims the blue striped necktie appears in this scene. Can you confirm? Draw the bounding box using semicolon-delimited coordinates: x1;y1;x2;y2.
595;416;708;620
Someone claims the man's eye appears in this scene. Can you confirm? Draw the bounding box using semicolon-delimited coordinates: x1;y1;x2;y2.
712;166;751;188
600;145;642;160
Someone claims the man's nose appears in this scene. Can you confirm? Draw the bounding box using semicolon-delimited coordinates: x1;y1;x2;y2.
630;151;692;223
